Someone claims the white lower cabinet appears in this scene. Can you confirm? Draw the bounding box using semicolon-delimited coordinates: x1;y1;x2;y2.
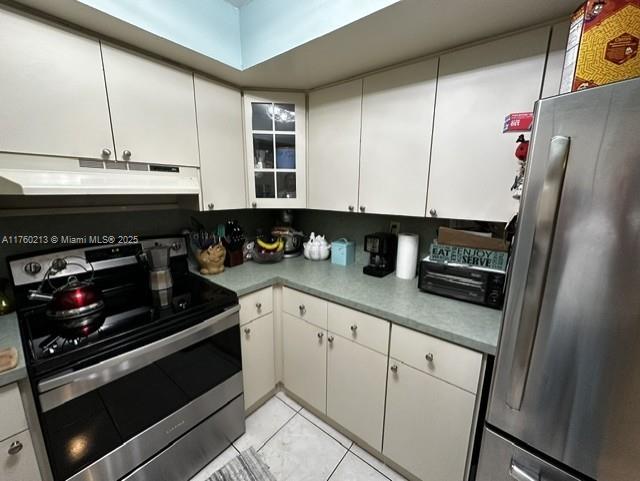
326;334;387;450
241;313;276;410
0;429;41;481
282;313;327;413
383;360;476;481
0;383;27;440
239;289;483;481
0;384;42;481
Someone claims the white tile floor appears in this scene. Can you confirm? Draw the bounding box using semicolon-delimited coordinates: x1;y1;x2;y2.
190;392;408;481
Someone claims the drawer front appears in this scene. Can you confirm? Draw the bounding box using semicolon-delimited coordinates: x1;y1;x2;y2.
0;430;42;481
239;287;273;325
0;383;27;442
282;288;327;329
327;303;390;354
390;324;482;393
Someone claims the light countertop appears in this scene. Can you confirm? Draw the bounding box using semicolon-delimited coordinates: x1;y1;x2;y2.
0;256;502;390
0;312;27;387
195;255;502;355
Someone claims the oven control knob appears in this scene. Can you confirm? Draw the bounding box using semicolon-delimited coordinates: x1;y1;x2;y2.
24;262;42;275
171;242;181;251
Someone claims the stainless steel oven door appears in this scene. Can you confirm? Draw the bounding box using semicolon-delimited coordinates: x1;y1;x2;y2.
38;306;243;481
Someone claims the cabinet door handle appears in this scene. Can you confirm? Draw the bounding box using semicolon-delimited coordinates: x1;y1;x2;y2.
299;304;306;315
244;328;251;335
8;440;23;455
359;206;366;213
317;332;324;340
251;201;257;208
327;335;334;343
350;324;358;332
429;208;437;217
101;148;112;157
390;364;398;373
348;205;354;212
122;149;132;160
207;203;214;210
256;302;262;310
425;352;434;362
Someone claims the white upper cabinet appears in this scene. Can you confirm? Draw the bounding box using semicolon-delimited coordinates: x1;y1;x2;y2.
101;44;199;167
541;21;571;99
308;80;363;212
427;27;550;222
194;76;246;210
0;7;114;160
359;59;438;217
243;92;306;208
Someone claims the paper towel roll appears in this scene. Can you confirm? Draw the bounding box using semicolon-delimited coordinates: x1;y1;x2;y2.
396;233;419;279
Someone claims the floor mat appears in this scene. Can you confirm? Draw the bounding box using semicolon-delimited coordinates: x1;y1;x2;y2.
207;448;276;481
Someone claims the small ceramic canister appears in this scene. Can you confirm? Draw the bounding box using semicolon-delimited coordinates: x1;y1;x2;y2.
331;238;355;266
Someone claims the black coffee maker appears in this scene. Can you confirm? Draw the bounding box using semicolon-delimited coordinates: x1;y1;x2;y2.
363;233;398;277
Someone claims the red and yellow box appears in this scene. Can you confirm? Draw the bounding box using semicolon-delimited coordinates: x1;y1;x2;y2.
560;0;640;93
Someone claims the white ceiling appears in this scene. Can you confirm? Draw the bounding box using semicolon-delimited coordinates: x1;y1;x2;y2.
15;0;580;89
223;0;253;9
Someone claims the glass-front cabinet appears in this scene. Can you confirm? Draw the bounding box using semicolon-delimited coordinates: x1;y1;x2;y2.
243;92;306;208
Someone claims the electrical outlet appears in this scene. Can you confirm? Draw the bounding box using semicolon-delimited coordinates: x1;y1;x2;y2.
389;221;400;235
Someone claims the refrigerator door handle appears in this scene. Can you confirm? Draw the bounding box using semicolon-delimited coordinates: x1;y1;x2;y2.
506;135;570;410
509;460;540;481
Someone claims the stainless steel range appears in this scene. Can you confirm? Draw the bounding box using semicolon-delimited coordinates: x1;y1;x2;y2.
8;237;245;481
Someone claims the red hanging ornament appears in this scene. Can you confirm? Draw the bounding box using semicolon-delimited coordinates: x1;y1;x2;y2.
515;134;529;161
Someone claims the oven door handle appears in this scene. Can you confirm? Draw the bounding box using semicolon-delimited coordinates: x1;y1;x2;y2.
38;305;240;412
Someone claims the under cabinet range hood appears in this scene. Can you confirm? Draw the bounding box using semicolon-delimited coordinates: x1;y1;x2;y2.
0;155;200;196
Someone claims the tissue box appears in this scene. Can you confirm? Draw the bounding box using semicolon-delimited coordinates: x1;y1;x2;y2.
331;238;355;266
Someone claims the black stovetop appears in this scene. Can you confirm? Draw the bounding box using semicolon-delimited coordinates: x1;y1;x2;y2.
16;262;238;379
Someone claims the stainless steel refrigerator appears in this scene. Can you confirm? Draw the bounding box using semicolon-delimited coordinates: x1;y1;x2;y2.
477;77;640;481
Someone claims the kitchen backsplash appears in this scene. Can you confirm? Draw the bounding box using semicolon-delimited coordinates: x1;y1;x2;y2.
0;207;504;279
295;210;505;262
0;208;279;279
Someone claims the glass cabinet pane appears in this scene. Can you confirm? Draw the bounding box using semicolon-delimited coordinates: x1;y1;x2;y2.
274;103;295;131
253;134;274;168
251;103;273;131
275;134;296;169
255;172;275;198
277;172;296;198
